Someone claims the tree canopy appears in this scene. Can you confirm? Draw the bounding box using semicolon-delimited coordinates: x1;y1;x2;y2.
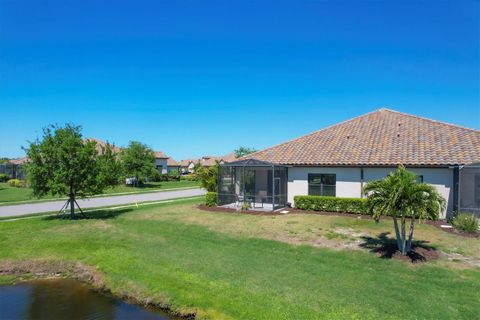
234;146;257;158
364;166;445;255
120;141;156;186
24;124;121;218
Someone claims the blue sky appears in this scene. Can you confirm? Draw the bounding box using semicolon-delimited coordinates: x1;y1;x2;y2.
1;0;479;160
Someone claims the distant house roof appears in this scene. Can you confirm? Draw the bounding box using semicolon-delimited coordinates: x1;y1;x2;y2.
178;159;196;167
243;109;480;166
154;151;169;159
9;157;28;165
85;138;121;154
221;152;237;163
167;158;180;166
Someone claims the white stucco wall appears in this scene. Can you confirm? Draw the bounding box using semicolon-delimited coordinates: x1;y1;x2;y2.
288;166;453;219
155;158;168;174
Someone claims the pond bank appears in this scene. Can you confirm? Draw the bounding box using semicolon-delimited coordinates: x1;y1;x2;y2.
0;260;194;320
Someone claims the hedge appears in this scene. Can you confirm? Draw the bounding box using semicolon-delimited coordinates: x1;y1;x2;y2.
205;192;217;207
294;195;369;215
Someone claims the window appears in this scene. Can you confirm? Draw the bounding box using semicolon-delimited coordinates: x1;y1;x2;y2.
308;174;336;196
416;175;424;183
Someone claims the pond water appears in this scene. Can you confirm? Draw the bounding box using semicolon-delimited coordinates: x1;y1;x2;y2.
0;278;173;320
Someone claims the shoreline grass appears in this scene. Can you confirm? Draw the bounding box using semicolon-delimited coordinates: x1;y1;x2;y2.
0;198;479;319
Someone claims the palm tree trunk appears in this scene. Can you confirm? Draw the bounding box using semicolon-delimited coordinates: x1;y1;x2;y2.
401;218;407;255
392;217;403;252
406;219;415;253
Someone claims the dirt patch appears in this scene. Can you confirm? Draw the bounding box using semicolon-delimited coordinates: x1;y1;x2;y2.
0;259;195;319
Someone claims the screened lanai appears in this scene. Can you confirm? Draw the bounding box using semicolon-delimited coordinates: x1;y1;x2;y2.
459;163;480;217
218;159;288;211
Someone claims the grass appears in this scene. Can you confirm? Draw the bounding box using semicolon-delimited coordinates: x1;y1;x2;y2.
0;180;200;204
0;198;479;319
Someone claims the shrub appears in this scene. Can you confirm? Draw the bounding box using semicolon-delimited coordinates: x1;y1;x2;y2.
205;192;217;207
294;195;369;215
7;179;25;188
451;213;479;233
0;174;9;182
149;171;162;182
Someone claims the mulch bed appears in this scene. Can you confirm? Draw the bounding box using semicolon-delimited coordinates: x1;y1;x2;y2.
197;204;279;216
381;246;441;263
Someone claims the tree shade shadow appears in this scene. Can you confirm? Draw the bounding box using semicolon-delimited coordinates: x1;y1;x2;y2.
43;208;134;221
359;232;439;263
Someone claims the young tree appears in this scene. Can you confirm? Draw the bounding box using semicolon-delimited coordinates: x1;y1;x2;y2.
364;166;445;255
234;146;257;158
24;124;121;218
120;141;156;187
196;163;218;192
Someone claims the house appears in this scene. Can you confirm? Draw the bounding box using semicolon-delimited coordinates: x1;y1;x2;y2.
0;157;28;180
154;151;169;174
178;159;197;174
166;158;181;173
218;109;480;219
200;153;238;167
85;138;121;154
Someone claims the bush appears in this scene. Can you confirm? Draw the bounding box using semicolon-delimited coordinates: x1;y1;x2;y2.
7;179;25;188
0;174;9;182
451;213;479;233
206;192;217;207
294;195;369;215
149;171;162;182
184;174;198;181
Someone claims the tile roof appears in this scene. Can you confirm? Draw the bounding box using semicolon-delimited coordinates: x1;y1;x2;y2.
85;138;121;154
154;151;169;159
178;159;197;167
167;157;180;166
244;109;480;166
9;157;29;165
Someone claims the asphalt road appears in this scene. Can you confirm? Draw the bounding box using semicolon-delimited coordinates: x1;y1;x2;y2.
0;188;205;218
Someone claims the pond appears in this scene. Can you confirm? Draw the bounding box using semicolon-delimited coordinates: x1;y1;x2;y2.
0;278;173;320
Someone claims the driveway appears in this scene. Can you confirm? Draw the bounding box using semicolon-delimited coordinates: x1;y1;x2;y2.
0;188;205;218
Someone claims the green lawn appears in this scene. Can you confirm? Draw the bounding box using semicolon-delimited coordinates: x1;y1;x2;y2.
0;180;200;204
0;198;479;319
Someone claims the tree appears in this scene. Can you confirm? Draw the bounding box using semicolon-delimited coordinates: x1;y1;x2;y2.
120;141;156;187
234;146;257;158
24;124;121;218
364;166;445;255
196;163;218;192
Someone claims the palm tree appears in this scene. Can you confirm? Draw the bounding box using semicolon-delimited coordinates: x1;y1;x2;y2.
364;166;445;255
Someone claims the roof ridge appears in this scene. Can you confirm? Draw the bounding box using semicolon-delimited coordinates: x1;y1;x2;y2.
243;108;384;160
380;108;480;133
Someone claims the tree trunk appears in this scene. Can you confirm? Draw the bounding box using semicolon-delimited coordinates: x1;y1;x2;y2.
69;194;75;217
406;219;415;253
401;218;407;255
392;217;403;253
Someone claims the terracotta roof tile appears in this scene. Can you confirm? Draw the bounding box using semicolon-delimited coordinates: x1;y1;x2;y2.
244;109;480;166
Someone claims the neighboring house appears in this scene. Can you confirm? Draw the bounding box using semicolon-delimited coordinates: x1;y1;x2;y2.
178;159;197;174
154;151;169;174
199;153;238;168
218;109;480;218
166;158;181;173
0;157;28;180
85;138;121;154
